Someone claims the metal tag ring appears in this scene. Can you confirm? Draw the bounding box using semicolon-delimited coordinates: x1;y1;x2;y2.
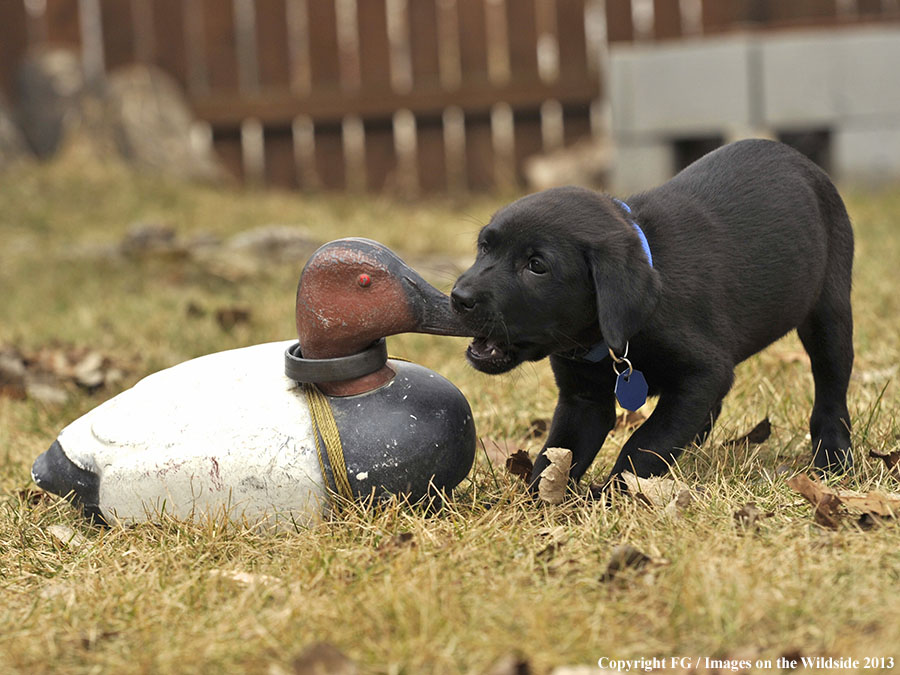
612;356;634;379
284;339;388;383
609;341;633;379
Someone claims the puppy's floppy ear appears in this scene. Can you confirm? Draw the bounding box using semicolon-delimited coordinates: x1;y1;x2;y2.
588;230;661;355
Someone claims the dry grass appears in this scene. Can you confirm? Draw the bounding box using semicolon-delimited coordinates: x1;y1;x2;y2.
1;151;899;674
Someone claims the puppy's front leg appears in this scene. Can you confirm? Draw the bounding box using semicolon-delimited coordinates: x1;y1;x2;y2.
529;357;617;490
607;370;733;480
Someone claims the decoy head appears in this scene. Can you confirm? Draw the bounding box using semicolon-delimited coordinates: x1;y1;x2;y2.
296;238;472;360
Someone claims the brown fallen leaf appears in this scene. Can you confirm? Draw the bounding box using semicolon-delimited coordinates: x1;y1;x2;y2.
185;300;207;318
869;448;900;474
0;349;28;399
79;628;120;650
726;417;772;446
6;343;130;401
377;531;415;552
621;472;688;508
119;221;181;257
215;306;252;330
787;474;843;528
786;474;900;529
292;642;358;675
536;525;568;559
72;350;106;390
505;449;534;482
734;502;774;532
663;488;695;520
834;488;900;518
779;647;804;666
538;447;572;505
600;544;652;582
25;376;69;405
47;524;90;549
484;652;532;675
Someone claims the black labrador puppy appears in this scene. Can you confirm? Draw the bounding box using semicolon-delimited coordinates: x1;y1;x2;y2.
451;139;854;488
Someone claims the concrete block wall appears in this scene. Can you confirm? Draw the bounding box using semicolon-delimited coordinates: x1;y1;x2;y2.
609;26;900;193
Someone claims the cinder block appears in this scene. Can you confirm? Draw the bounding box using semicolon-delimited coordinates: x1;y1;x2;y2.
832;28;900;119
610;37;752;136
610;139;674;195
833;122;900;183
762;27;900;125
761;32;838;126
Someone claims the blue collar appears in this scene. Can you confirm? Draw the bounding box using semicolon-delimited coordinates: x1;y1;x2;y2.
612;198;653;268
573;198;653;364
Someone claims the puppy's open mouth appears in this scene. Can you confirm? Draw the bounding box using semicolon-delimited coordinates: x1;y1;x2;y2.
466;337;518;374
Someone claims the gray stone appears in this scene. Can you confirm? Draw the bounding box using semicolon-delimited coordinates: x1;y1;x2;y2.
15;51;224;183
103;64;224;182
226;225;319;262
0;94;29;170
15;47;86;157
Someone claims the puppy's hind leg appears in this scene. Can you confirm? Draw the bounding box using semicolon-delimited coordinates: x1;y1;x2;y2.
798;297;854;473
693;398;724;447
799;180;854;473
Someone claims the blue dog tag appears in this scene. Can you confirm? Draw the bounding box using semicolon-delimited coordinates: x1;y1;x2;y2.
615;369;648;411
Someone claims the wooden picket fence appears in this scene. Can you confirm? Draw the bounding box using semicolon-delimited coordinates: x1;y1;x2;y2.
0;0;897;193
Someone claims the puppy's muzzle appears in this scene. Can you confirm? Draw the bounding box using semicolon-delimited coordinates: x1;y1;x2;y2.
450;285;479;315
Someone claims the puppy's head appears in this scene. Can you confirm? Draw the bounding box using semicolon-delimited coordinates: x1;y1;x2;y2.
451;186;660;374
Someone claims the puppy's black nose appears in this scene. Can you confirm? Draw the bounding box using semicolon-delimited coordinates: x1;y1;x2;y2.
450;286;477;314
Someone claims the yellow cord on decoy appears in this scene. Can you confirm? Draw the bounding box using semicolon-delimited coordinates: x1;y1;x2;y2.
302;383;354;502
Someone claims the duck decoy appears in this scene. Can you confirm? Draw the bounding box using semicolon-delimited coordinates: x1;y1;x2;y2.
31;238;477;528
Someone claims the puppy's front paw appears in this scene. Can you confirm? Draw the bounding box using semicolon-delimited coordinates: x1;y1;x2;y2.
813;444;853;475
589;473;628;500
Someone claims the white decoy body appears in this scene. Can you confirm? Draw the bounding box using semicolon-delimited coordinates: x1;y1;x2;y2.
45;341;328;527
32;239;477;528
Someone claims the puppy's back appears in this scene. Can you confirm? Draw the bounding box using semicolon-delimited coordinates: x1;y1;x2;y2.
631;139;851;361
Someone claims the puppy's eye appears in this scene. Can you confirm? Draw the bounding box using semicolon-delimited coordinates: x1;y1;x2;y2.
527;257;548;275
478;241;489;255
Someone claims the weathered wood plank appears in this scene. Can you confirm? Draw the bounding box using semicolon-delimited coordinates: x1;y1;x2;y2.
556;0;589;80
100;0;135;70
150;0;189;86
191;79;600;125
0;0;28;97
201;0;238;89
653;0;683;39
45;0;82;46
255;0;291;87
605;0;634;43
